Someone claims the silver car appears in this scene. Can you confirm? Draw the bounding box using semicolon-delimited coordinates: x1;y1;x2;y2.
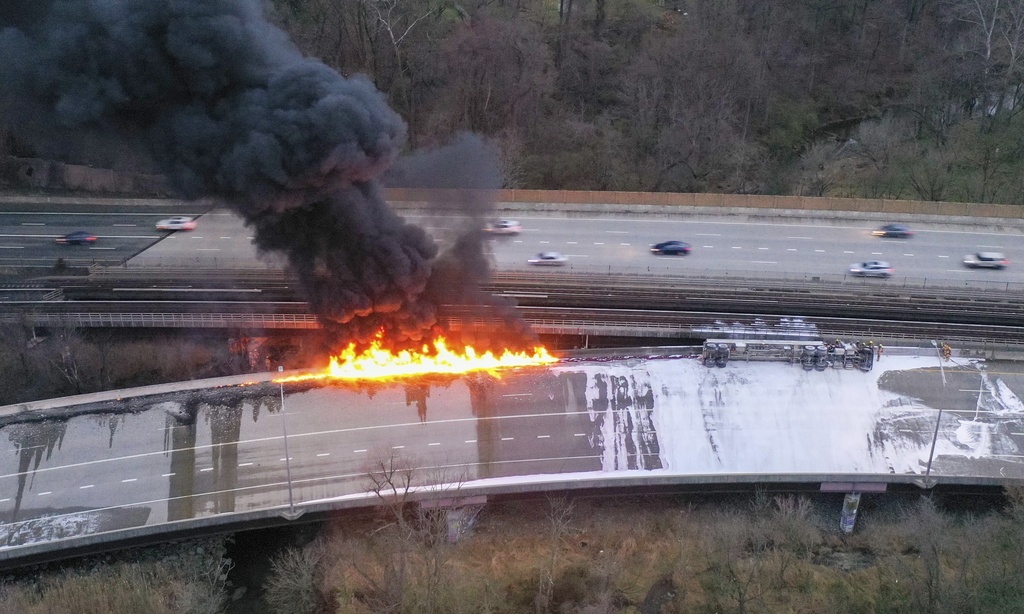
963;252;1008;269
486;220;522;235
849;261;893;278
528;251;567;266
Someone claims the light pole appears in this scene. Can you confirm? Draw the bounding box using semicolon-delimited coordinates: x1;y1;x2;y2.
930;340;946;386
925;342;947;478
279;365;295;514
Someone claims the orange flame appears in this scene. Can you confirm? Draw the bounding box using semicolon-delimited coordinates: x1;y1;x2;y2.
276;335;557;383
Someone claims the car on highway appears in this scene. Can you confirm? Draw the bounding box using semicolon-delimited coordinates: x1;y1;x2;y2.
528;251;567;266
871;224;913;238
849;260;893;278
485;220;522;235
156;216;197;231
55;231;98;245
650;240;692;255
964;251;1009;269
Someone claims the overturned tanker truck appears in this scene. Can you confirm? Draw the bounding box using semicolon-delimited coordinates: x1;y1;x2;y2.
702;339;875;372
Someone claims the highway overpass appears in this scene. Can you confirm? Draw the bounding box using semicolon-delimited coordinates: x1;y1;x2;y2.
2;346;1023;567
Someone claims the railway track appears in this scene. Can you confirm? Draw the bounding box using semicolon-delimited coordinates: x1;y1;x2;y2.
1;267;1022;345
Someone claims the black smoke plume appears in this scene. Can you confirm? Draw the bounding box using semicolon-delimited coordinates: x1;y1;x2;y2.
0;0;473;345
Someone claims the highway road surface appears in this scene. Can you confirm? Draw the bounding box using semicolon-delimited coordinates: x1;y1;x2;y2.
4;200;1024;286
3;351;1024;555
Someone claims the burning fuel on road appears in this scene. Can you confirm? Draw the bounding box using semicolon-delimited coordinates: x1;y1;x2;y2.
277;333;557;383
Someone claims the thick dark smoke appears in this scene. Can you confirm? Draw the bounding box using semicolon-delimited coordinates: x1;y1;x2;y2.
0;0;461;345
387;133;537;348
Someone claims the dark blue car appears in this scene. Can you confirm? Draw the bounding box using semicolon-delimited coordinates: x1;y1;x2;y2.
650;240;692;255
56;231;98;245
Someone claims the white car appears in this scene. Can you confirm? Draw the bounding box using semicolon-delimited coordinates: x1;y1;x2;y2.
849;261;893;278
156;216;197;231
963;252;1009;269
528;251;567;266
486;220;522;235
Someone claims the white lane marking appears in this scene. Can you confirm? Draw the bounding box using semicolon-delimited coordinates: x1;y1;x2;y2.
946;269;969;273
938;255;949;258
113;223;136;227
513;240;523;243
0;246;25;249
787;248;797;251
537;435;551;439
501;437;514;441
162;472;175;477
567;241;578;244
38;492;52;496
1011;432;1024;436
21;222;44;226
122;478;138;482
979;245;1003;248
758;247;769;250
279;457;293;461
88;247;115;250
731;246;742;249
316;452;330;457
354;449;367;453
539;240;550;244
219;236;231;239
814;249;825;253
0;498;8;503
391;445;404;450
903;253;914;256
702;245;714;248
788;236;813;239
593;242;605;245
80;484;94;489
428;442;441;446
619;243;631;246
239;462;253;467
606;230;629;234
574;433;586;437
844;251;854;254
751;260;778;264
695;233;720;236
502;393;533;397
200;468;213;472
196;248;221;251
0;410;611;481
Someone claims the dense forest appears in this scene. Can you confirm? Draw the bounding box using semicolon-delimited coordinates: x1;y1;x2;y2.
261;0;1024;204
4;0;1024;204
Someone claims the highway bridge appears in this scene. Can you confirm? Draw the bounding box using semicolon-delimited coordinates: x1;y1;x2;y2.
3;346;1023;568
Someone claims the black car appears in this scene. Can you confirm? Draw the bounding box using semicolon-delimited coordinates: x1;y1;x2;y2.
871;224;913;238
56;231;98;245
650;240;692;255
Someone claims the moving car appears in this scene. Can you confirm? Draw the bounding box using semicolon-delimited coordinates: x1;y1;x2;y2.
528;251;567;266
964;252;1009;269
156;216;197;231
56;231;98;245
485;220;522;235
871;224;913;238
849;261;893;278
650;240;692;255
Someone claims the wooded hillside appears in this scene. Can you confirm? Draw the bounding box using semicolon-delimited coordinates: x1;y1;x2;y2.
269;0;1024;203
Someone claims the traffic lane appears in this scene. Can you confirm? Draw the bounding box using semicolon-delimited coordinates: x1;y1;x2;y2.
0;210;201;265
123;209;1024;283
490;219;1024;281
